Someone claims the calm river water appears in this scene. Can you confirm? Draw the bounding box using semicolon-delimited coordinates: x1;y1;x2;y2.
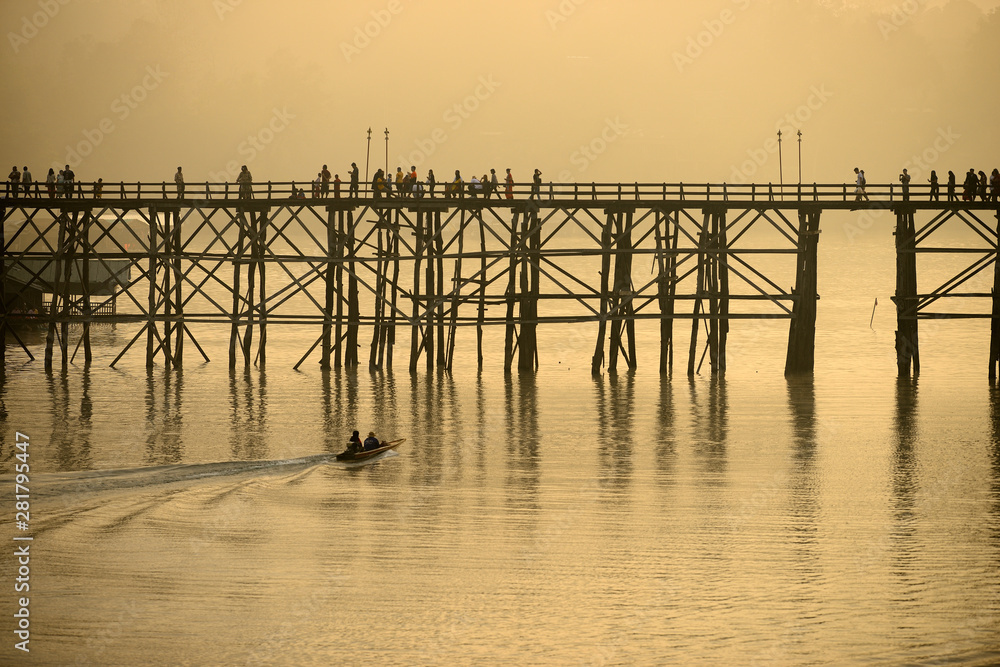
2;223;999;665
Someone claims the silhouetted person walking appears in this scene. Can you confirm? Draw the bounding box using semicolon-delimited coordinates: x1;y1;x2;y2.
854;167;868;202
899;169;911;201
349;162;360;198
928;170;939;202
175;167;185;199
21;166;32;197
237;165;253;199
947;171;957;202
8;166;19;197
531;169;542;199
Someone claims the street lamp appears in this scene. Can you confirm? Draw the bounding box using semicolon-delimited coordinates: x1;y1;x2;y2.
365;127;372;184
384;128;389;177
777;129;784;199
797;130;802;184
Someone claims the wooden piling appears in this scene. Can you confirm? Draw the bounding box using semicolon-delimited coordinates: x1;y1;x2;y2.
229;209;245;369
609;213;624;374
387;211;400;369
592;211;613;374
991;211;1000;381
656;209;679;374
784;209;821;375
0;204;5;373
82;209;93;365
322;206;335;370
688;212;710;376
477;210;487;371
426;210;437;373
504;208;521;373
717;210;729;375
445;209;466;370
409;209;425;373
172;209;184;367
334;209;345;369
163;209;174;369
369;210;386;370
345;209;359;368
894;208;919;377
435;209;446;369
518;205;540;372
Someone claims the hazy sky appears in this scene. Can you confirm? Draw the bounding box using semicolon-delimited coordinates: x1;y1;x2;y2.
3;0;998;187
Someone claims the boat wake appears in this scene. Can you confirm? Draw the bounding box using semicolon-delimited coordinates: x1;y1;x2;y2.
20;453;362;499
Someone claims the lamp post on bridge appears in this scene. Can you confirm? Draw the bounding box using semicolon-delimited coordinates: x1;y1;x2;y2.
384;128;389;178
797;130;802;184
365;127;372;185
777;129;784;199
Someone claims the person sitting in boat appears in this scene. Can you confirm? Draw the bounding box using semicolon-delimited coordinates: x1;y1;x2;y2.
346;430;363;454
363;431;380;451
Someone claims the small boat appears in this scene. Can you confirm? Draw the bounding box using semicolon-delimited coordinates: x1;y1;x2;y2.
335;439;405;463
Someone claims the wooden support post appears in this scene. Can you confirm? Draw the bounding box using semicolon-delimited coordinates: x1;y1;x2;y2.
425;210;436;373
382;209;400;369
518;206;539;371
148;207;159;368
322;206;334;369
346;209;359;368
0;204;5;373
608;212;623;374
409;209;424;373
707;213;719;373
784;209;821;375
504;208;520;373
717;210;729;375
172;209;183;367
229;209;245;369
435;210;446;369
82;209;93;366
688;212;710;376
369;211;385;370
894;209;919;377
592;211;613;374
163;208;173;369
334;209;344;369
656;210;679;374
445;209;466;370
257;208;268;368
242;210;257;369
991;211;1000;381
624;210;638;371
477;210;487;371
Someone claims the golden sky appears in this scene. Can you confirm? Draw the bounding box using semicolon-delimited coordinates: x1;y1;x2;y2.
3;0;998;186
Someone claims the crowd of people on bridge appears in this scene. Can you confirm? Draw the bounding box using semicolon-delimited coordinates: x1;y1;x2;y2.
854;165;999;203
7;160;1000;204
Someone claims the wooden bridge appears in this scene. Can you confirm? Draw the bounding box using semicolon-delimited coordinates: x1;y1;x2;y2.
2;180;999;378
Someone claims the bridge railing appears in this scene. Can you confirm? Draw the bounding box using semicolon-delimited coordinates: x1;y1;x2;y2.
3;179;990;204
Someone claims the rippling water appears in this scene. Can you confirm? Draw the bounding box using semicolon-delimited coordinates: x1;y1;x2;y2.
2;228;1000;665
